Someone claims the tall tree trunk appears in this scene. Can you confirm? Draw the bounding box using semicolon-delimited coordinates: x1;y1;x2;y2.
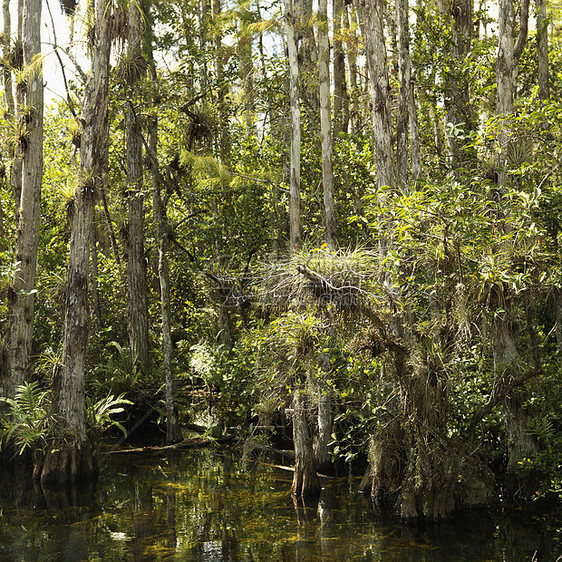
496;0;515;189
536;0;549;100
357;0;395;189
318;0;337;249
2;0;15;126
144;4;182;444
395;0;408;186
285;0;301;251
238;5;254;133
213;0;230;160
149;115;182;444
492;310;537;501
126;1;150;368
1;1;13;251
444;0;474;169
296;0;318;118
5;0;43;396
496;0;529;189
332;0;347;136
292;385;321;498
12;0;24;212
346;5;360;135
39;0;111;486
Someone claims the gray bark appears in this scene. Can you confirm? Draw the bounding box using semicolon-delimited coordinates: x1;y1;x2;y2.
296;0;318;116
238;6;254;132
126;1;150;368
6;0;43;395
149;118;182;444
292;387;321;497
357;0;395;189
285;0;301;251
39;0;111;486
2;0;14;122
332;0;347;136
536;0;549;100
396;0;415;186
496;0;515;188
496;0;529;188
445;0;473;168
318;0;337;249
346;6;360;134
314;391;333;474
144;11;182;444
12;0;24;212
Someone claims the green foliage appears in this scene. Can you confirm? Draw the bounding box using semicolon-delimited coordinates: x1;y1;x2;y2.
86;393;133;438
0;382;53;455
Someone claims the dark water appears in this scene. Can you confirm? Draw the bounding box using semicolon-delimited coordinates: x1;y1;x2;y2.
0;448;560;561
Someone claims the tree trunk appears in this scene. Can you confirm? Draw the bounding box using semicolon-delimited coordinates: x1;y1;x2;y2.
292;387;321;498
318;0;337;249
145;11;182;444
332;0;347;136
493;309;537;502
238;5;254;133
536;0;549;100
126;1;150;368
395;0;413;187
445;0;474;169
496;0;515;189
496;0;529;188
213;0;230;160
12;0;24;213
285;0;301;251
6;0;43;396
346;6;360;135
314;391;333;474
39;0;111;486
357;0;395;189
296;0;318;118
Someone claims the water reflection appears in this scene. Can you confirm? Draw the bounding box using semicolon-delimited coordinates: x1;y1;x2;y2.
0;449;559;560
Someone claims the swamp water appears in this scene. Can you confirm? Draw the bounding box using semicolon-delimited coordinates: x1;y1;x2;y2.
0;448;560;561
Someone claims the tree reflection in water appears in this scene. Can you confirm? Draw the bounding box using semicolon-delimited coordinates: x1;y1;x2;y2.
0;449;559;560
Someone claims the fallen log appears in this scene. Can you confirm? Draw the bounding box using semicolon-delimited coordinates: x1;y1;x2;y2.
103;434;234;456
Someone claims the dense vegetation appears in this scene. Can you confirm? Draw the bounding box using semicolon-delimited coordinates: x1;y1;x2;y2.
1;0;562;520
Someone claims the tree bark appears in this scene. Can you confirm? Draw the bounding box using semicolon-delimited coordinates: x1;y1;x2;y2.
296;0;318;117
292;387;321;498
39;0;111;485
213;0;230;160
126;1;151;368
445;0;474;169
536;0;549;100
332;0;347;136
318;0;337;249
346;5;360;135
144;7;182;444
12;0;24;213
395;0;407;185
285;0;301;251
493;308;537;502
357;0;395;189
496;0;515;189
238;4;254;133
6;0;43;396
496;0;529;188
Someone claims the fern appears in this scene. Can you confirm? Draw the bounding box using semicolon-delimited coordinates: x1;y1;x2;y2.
0;381;52;455
86;393;133;437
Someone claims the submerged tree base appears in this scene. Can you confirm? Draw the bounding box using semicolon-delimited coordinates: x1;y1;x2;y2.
292;459;322;498
35;446;98;488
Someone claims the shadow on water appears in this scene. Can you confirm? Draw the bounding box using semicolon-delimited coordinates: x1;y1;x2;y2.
0;448;560;561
